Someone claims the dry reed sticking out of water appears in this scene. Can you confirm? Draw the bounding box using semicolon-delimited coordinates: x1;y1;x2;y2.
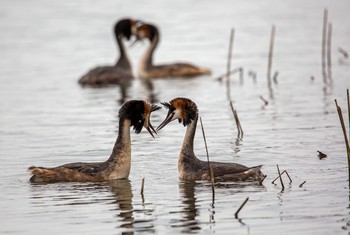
276;164;285;191
271;170;292;184
199;117;215;197
317;150;327;159
322;8;328;83
338;47;349;59
141;177;145;195
259;96;269;106
226;28;235;101
327;22;333;83
299;181;306;188
235;197;249;219
267;25;277;85
229;101;244;138
259;175;267;185
216;67;243;82
334;89;350;183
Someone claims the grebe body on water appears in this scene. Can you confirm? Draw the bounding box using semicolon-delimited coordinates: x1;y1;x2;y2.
157;97;264;182
78;18;137;86
136;23;211;79
28;100;160;183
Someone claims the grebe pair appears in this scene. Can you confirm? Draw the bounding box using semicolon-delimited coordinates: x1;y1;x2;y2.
78;19;211;86
78;18;137;86
29;98;263;183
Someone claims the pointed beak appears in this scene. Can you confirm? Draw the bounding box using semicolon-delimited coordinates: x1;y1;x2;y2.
156;112;174;132
129;36;144;48
145;121;157;138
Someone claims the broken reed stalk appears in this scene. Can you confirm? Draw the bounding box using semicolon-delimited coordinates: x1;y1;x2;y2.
141;177;145;195
259;96;269;106
335;97;350;183
216;67;243;81
226;28;235;101
327;22;332;83
346;89;350;140
276;164;285;191
259;175;267;185
229;101;243;137
299;181;306;188
199;117;215;195
267;25;276;84
235;197;249;219
271;170;292;184
322;8;328;84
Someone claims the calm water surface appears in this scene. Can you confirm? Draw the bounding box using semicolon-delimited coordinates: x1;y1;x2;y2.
1;0;350;234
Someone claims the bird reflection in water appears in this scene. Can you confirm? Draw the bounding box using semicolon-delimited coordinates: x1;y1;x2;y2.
171;181;201;233
107;180;134;230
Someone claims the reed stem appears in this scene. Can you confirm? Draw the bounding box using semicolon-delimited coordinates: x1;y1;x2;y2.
327;22;332;83
277;164;285;191
199;117;215;195
267;25;276;83
335;98;350;183
235;197;249;219
322;8;328;83
141;177;145;195
226;28;235;101
299;181;306;188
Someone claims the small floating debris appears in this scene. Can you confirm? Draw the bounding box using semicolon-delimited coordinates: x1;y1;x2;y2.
317;150;327;159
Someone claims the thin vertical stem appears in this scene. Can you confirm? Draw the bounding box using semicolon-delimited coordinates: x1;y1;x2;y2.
277;164;284;191
335;99;350;183
267;25;276;83
322;8;328;83
327;22;332;83
226;28;234;101
347;89;350;143
199;117;215;194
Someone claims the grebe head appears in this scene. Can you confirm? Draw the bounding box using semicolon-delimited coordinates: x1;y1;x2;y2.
157;98;198;131
135;23;159;42
114;18;138;41
119;100;161;137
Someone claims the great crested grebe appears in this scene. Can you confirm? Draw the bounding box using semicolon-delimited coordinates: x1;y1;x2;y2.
136;23;211;79
28;100;160;183
78;18;137;86
157;98;264;182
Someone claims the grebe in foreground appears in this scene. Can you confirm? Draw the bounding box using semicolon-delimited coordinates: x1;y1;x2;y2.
28;100;160;183
136;23;211;79
157;98;264;182
78;18;137;86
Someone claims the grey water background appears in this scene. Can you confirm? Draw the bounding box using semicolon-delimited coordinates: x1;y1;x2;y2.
1;0;350;234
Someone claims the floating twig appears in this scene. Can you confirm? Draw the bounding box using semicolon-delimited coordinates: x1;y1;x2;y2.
259;175;267;185
276;164;285;191
235;197;249;219
317;150;327;159
299;181;306;188
199;117;215;196
267;25;276;84
322;8;328;84
327;22;332;83
226;28;235;101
